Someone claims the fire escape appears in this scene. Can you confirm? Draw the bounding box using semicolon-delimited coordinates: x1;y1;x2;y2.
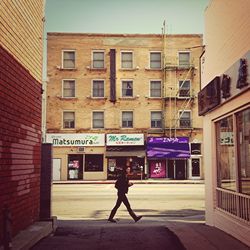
162;22;196;138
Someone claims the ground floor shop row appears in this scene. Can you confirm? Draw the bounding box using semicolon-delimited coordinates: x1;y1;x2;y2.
47;134;203;181
52;153;202;181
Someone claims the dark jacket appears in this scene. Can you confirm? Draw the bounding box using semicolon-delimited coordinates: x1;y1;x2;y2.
115;173;129;194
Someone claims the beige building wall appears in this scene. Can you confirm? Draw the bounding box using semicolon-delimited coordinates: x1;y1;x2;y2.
0;0;45;82
202;0;250;246
47;33;203;181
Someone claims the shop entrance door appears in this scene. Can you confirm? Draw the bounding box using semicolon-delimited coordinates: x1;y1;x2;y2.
68;154;83;180
175;160;186;180
53;158;61;181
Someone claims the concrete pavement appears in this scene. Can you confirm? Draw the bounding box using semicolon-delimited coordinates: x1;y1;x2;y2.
3;215;249;250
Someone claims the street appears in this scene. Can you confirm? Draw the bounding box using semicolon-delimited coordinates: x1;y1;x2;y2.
51;183;205;221
31;184;205;250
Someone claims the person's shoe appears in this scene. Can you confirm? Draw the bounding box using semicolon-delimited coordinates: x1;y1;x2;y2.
134;216;142;223
108;218;117;223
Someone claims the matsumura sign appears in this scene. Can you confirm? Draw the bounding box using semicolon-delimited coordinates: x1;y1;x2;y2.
46;133;105;146
106;134;144;146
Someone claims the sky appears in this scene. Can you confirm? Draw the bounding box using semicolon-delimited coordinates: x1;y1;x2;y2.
45;0;210;35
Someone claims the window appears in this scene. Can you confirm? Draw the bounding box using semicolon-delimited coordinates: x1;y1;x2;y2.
179;111;191;128
92;80;104;98
63;80;75;98
179;80;190;97
63;50;75;69
191;143;201;155
216;115;236;191
179;52;190;67
63;112;75;128
150;81;161;97
122;80;133;97
122;111;133;128
150;52;161;69
192;159;200;177
151;111;162;128
85;154;103;172
93;111;104;129
92;51;104;68
236;108;250;195
121;52;133;69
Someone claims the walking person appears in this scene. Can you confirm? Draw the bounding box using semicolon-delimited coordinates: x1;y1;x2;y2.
108;166;142;223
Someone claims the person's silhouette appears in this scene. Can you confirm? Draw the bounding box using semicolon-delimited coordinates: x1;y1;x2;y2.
108;166;142;223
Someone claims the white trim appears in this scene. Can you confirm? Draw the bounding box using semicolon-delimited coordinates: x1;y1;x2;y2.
91;79;105;98
62;49;76;69
121;110;134;128
149;79;162;98
177;79;191;98
149;51;162;69
91;50;105;69
150;110;162;128
62;110;76;129
178;50;191;67
178;110;192;127
62;79;76;98
121;78;134;98
92;110;105;129
120;50;134;69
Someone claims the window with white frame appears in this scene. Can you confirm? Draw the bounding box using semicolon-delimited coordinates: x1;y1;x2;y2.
216;107;250;194
178;52;190;67
63;50;75;69
151;111;162;128
122;111;133;128
63;80;75;98
179;80;191;97
150;52;161;69
121;52;133;69
179;111;191;128
122;80;133;97
92;80;104;98
63;111;75;128
150;80;161;97
93;111;104;129
92;51;104;69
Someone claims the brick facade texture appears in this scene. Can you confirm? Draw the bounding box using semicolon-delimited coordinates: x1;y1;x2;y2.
0;44;42;244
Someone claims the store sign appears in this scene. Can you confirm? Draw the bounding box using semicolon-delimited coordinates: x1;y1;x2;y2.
106;134;144;146
46;133;105;146
198;51;250;116
220;132;234;145
198;76;221;116
147;137;190;158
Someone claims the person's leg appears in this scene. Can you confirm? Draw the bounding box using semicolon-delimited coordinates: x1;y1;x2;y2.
108;194;122;222
121;194;141;221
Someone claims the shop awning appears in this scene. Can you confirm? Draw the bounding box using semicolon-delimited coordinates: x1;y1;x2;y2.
106;151;145;158
147;137;190;159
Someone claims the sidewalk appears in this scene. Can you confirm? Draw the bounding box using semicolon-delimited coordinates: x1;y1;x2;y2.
2;217;249;250
53;179;205;185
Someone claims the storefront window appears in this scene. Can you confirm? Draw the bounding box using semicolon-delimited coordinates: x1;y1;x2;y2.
68;154;83;180
216;116;236;191
236;108;250;195
85;154;103;172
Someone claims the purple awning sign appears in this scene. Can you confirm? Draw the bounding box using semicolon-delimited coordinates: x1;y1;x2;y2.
147;137;190;158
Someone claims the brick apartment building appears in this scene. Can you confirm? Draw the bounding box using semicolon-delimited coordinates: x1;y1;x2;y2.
0;0;45;245
46;32;203;181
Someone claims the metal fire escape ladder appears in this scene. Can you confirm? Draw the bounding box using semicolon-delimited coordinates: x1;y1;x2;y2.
162;21;167;136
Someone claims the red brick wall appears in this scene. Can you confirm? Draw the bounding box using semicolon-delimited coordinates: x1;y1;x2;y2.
0;44;42;244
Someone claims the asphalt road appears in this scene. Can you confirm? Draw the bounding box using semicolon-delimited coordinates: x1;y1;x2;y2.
32;184;205;250
51;183;205;221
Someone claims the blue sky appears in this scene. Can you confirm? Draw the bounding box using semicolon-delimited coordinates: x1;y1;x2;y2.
45;0;209;34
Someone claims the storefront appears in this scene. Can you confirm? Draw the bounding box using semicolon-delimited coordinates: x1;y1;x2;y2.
46;133;106;180
147;137;190;179
106;134;145;180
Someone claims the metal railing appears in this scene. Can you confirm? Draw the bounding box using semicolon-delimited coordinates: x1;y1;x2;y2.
216;187;250;223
